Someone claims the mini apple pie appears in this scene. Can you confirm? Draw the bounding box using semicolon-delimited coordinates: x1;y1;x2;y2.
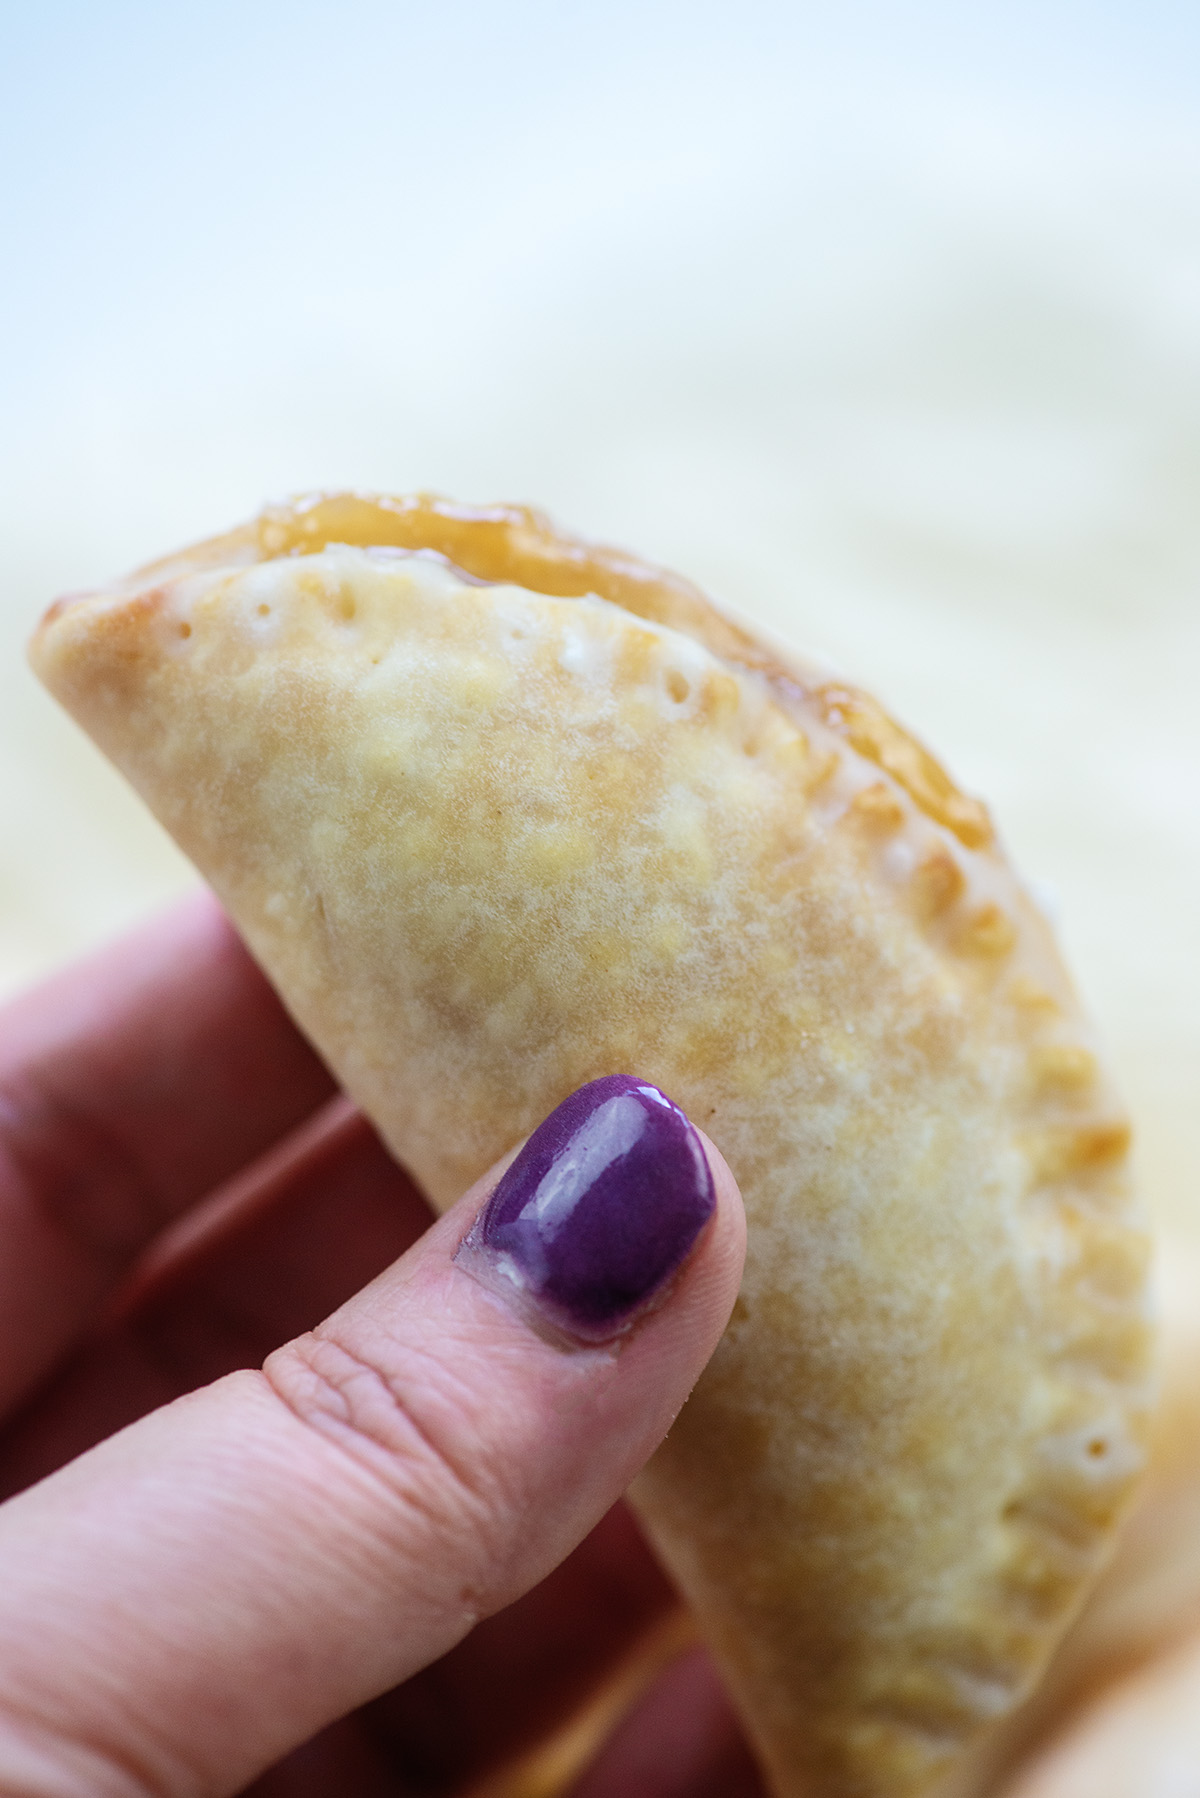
30;493;1154;1798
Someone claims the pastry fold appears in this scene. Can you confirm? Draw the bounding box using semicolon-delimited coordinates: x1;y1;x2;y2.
30;493;1154;1798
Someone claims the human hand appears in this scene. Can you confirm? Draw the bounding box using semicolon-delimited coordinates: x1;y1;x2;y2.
0;893;749;1797
4;895;1190;1798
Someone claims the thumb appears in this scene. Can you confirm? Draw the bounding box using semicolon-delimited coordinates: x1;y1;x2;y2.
0;1076;745;1798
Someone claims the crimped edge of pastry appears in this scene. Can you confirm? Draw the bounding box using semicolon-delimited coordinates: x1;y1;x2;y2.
31;491;1157;1793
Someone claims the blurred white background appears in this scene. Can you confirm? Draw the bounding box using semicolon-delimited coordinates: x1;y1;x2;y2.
2;0;1198;1234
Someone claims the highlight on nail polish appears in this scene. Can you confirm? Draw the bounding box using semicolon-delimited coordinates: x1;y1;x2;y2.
456;1075;716;1344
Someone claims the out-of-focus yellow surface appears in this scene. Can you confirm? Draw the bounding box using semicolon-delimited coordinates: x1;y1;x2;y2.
2;3;1198;1252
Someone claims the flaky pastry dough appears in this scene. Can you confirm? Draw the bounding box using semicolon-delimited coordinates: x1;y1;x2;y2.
30;493;1154;1798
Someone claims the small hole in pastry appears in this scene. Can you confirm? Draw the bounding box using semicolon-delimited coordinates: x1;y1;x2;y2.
666;670;690;704
178;622;191;639
257;603;271;617
1087;1437;1108;1459
339;595;357;622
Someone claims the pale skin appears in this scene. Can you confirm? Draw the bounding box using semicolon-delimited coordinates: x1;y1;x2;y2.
0;894;1193;1798
0;893;753;1798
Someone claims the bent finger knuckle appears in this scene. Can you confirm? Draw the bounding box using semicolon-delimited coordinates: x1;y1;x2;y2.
262;1328;516;1598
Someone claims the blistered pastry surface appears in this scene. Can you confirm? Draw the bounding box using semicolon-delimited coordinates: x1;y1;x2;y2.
30;522;1152;1798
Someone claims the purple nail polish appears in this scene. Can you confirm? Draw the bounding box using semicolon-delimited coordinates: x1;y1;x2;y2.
457;1076;715;1344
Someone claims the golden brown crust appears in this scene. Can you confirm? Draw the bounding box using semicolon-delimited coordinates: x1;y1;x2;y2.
936;1242;1197;1798
255;492;994;850
29;497;1154;1797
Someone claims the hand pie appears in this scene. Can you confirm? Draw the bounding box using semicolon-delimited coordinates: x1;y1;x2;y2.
30;492;1154;1798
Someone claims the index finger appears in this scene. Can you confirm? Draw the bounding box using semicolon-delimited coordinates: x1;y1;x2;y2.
0;891;335;1413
